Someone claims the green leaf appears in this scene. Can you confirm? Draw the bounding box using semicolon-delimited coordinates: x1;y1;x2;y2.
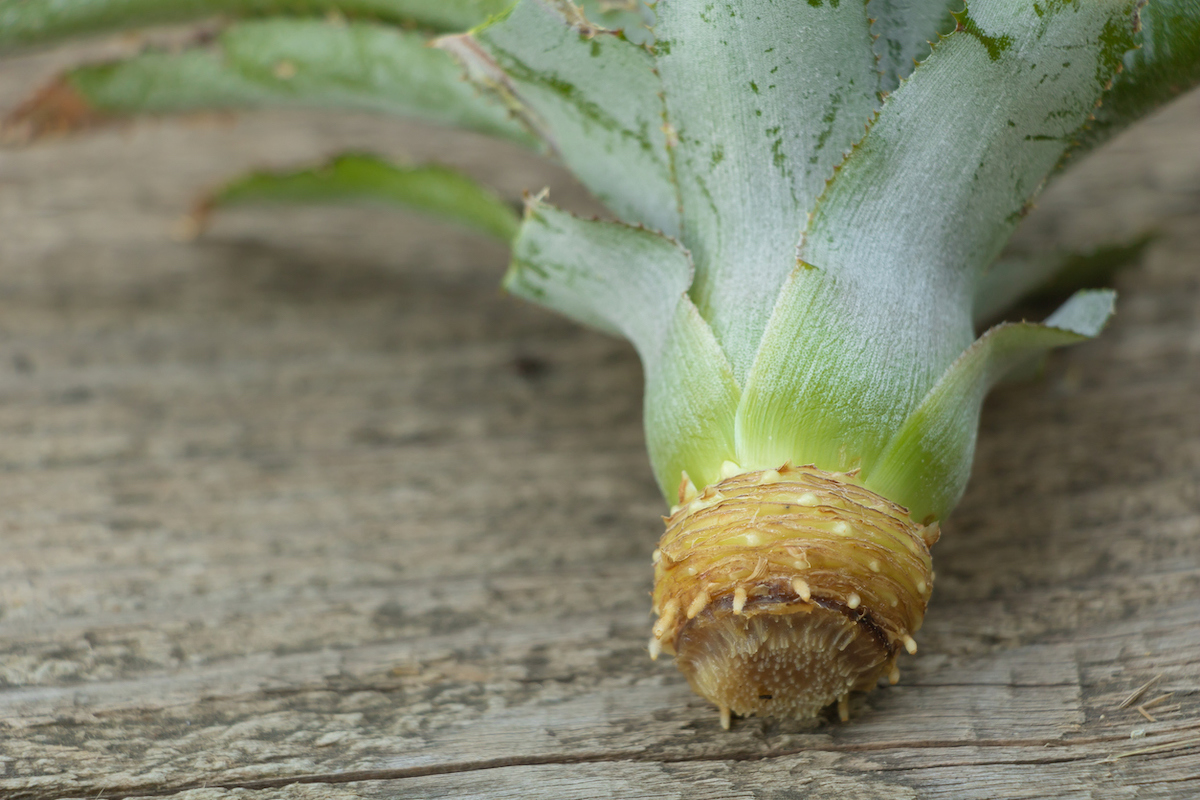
0;0;513;53
736;0;1139;481
805;0;1140;294
974;233;1155;323
437;0;678;237
506;199;739;499
866;289;1116;522
645;300;741;500
869;0;961;93
33;19;535;145
199;153;519;242
653;0;880;379
733;261;966;480
1066;0;1200;160
506;199;691;360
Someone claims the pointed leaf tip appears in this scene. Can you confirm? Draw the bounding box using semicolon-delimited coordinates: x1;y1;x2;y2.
866;289;1117;522
1043;289;1116;337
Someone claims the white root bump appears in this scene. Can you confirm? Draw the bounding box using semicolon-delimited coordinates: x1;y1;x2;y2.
732;587;748;615
648;636;662;660
792;577;812;602
837;694;850;722
652;598;680;639
796;492;819;506
687;591;711;619
719;460;742;479
719;704;732;730
889;663;901;685
847;592;861;610
902;634;919;655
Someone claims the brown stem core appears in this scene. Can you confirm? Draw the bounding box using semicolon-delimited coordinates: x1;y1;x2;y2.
649;465;938;726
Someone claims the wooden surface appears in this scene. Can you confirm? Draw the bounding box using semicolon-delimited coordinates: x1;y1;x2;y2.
2;42;1199;800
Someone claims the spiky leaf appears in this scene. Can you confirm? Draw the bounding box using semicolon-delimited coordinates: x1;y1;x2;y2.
869;0;961;93
1067;0;1200;159
805;0;1140;294
198;153;519;242
645;301;741;498
438;0;677;237
653;0;880;378
6;19;535;146
506;200;691;355
734;0;1139;489
506;199;739;498
0;0;513;53
867;290;1116;522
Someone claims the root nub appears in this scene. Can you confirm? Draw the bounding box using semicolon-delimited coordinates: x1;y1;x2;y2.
649;464;936;724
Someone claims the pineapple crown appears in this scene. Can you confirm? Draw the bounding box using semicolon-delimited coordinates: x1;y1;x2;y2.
5;0;1197;521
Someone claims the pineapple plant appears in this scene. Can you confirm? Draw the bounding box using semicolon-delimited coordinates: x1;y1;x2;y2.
2;0;1198;728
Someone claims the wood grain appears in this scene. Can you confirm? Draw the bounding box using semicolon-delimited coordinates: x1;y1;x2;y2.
1;42;1199;800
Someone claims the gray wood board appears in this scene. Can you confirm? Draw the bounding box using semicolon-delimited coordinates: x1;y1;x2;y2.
1;42;1199;800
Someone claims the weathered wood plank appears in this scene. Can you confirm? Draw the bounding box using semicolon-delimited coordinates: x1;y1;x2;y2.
1;41;1198;800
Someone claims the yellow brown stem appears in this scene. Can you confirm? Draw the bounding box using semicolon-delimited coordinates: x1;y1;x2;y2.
650;464;938;725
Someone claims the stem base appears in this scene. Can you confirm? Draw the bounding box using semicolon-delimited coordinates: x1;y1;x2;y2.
650;465;937;725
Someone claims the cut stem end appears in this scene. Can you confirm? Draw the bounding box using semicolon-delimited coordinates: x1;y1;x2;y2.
650;465;936;723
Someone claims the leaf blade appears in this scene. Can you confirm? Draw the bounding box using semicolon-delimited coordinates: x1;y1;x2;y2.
199;153;520;242
645;300;741;499
653;0;881;379
0;0;514;53
505;198;740;499
733;262;971;478
735;0;1140;483
4;19;536;146
438;0;678;237
1066;0;1200;160
505;199;692;363
804;0;1141;292
869;0;961;93
866;289;1116;522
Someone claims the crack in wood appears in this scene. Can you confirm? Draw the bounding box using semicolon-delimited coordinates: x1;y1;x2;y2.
15;734;1193;800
